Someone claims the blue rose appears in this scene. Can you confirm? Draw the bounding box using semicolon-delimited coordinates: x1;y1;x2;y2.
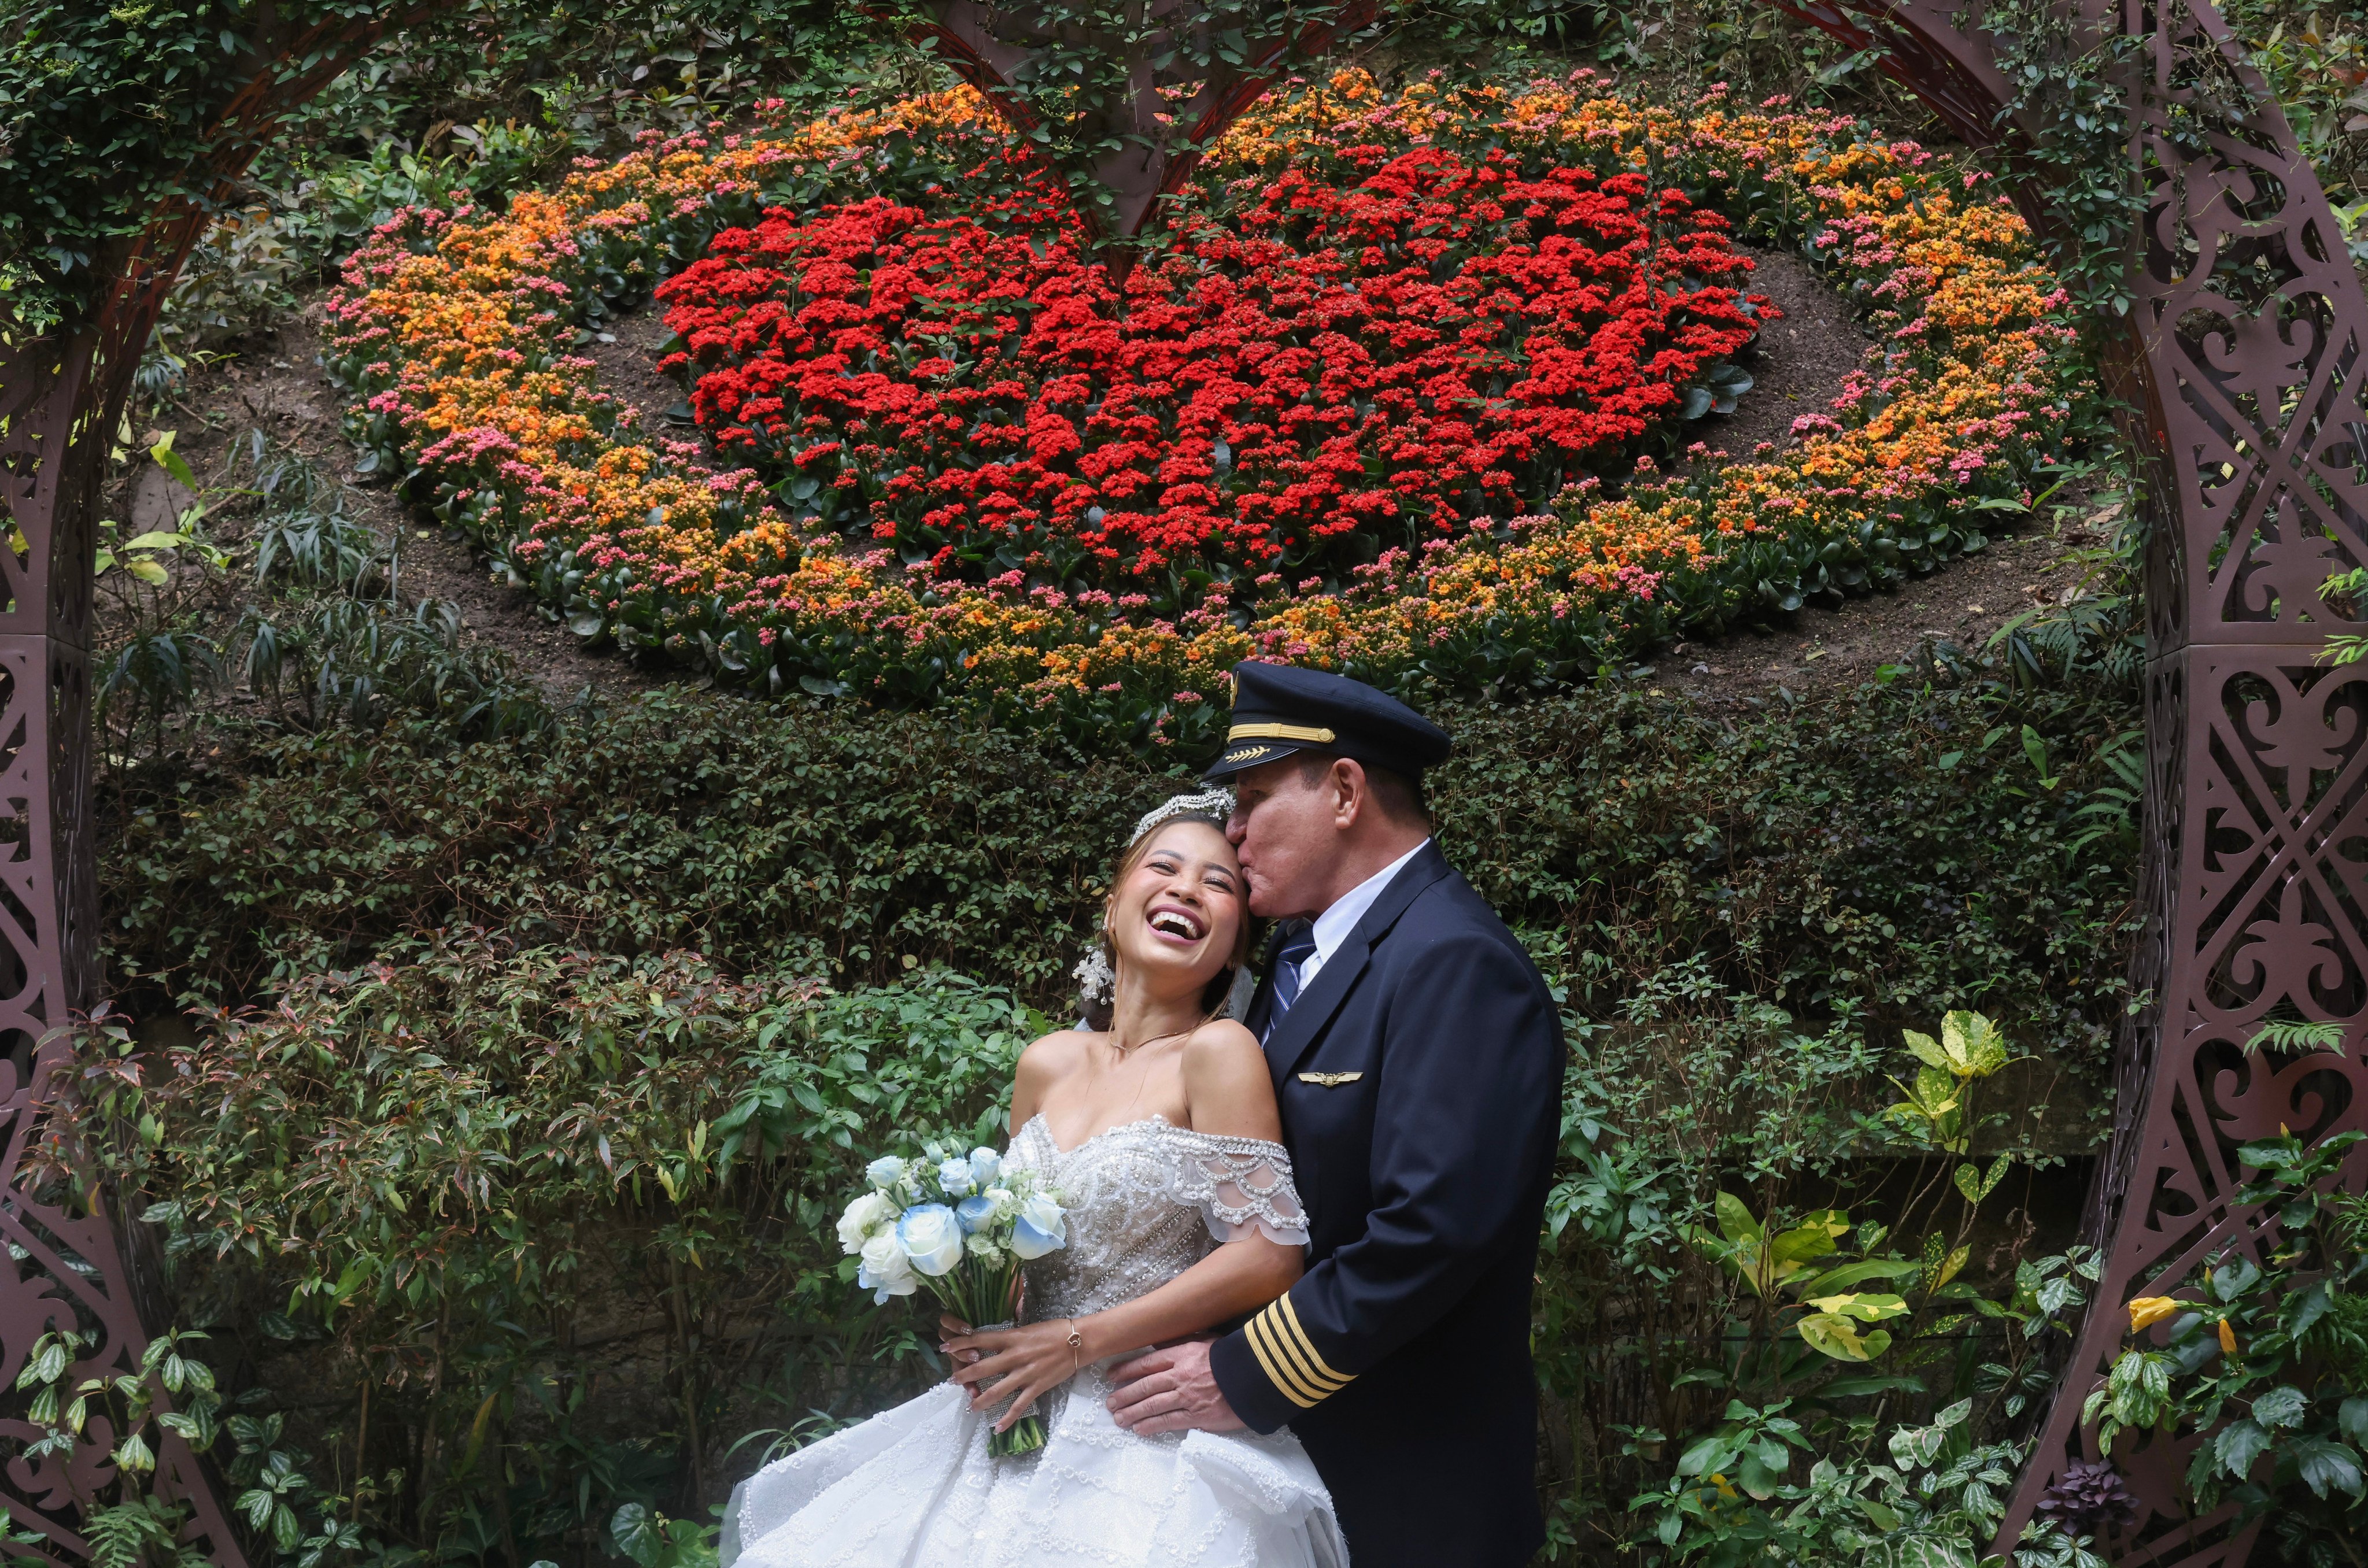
955;1195;998;1234
1010;1192;1068;1259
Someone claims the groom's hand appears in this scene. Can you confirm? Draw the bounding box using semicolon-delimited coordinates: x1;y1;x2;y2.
1104;1340;1246;1435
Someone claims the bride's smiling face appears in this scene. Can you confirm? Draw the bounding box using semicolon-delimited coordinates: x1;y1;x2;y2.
1106;821;1248;996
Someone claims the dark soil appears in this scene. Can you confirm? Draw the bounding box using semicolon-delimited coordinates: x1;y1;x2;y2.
1650;516;2116;713
131;299;662;698
581;306;739;475
1701;246;1871;461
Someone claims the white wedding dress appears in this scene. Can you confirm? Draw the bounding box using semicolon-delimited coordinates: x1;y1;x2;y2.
722;1114;1348;1568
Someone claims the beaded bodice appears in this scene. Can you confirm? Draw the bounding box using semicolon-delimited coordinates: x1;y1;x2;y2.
1004;1114;1307;1323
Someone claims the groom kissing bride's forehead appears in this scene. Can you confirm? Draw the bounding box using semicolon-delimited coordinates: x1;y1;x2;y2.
719;661;1564;1568
1105;662;1568;1568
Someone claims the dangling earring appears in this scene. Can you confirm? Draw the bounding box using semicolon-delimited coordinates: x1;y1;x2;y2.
1073;944;1115;1016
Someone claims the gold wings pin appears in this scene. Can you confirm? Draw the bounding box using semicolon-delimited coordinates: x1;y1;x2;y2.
1296;1071;1364;1088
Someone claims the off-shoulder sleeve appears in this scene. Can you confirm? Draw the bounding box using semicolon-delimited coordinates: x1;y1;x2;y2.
1172;1134;1309;1248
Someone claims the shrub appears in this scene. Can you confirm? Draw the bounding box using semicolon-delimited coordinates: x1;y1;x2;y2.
48;945;2126;1566
2081;1127;2368;1558
38;943;1045;1568
104;665;2138;1081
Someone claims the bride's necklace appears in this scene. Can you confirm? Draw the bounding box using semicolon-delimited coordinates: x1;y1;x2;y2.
1106;1026;1184;1062
1105;1005;1197;1060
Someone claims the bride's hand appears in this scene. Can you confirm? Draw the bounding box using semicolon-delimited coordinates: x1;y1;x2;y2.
941;1319;1086;1433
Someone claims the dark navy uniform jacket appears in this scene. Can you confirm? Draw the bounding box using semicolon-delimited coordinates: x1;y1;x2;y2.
1209;841;1565;1568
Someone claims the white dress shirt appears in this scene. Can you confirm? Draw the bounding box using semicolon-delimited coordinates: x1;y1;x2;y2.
1290;838;1432;994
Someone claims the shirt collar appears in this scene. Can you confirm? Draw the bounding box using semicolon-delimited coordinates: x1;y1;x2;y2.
1307;838;1432;967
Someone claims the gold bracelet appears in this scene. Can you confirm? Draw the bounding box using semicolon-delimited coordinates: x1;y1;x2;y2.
1063;1319;1085;1369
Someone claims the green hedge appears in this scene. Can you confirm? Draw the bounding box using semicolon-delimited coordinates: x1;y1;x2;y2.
106;668;2139;1077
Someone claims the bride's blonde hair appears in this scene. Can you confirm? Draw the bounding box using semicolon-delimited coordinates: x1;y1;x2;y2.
1078;803;1251;1032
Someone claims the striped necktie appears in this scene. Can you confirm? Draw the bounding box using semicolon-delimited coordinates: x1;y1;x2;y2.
1262;923;1319;1042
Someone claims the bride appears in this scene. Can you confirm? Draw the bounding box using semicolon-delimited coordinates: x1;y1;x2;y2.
721;790;1348;1568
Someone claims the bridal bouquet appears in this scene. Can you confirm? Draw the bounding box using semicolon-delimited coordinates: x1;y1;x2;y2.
837;1141;1069;1455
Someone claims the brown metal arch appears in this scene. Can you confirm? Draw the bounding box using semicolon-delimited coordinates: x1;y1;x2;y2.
4;5;2365;1566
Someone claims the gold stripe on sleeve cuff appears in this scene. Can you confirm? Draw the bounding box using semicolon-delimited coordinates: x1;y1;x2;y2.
1261;1303;1349;1397
1277;1293;1355;1388
1244;1312;1323;1408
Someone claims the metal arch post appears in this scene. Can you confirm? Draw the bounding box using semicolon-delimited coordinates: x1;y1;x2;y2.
1763;3;2368;1563
0;9;455;1565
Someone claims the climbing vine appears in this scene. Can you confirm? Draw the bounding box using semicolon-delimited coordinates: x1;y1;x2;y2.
1981;0;2149;321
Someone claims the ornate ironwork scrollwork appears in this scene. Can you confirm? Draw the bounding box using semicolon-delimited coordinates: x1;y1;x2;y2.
1758;3;2368;1563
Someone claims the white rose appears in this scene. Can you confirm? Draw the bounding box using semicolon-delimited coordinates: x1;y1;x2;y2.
865;1156;906;1190
897;1204;967;1277
857;1231;916;1303
982;1186;1018;1222
836;1190;895;1254
968;1147;1003;1187
1010;1192;1068;1259
936;1157;977;1198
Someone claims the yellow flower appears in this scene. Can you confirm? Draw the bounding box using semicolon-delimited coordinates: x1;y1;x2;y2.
2218;1317;2238;1354
326;68;2075;715
2126;1296;2181;1332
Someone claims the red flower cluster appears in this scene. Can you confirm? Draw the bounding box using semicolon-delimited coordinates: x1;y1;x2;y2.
655;146;1770;597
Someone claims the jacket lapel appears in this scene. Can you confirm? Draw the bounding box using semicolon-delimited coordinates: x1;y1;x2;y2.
1243;968;1276;1041
1261;842;1451;1079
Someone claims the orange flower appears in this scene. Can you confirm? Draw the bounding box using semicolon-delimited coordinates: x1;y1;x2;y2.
323;70;2080;730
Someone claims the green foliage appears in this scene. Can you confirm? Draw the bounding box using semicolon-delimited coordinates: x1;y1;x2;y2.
0;0;323;330
13;1327;225;1568
896;0;1367;249
1980;0;2146;320
36;948;1040;1566
1380;0;1616;49
1545;1004;2104;1563
14;1324;386;1568
1631;1392;2104;1567
83;622;2144;1562
2085;1131;2368;1558
93;427;551;771
608;1503;713;1568
0;0;895;333
2218;3;2368;219
101;659;2141;1075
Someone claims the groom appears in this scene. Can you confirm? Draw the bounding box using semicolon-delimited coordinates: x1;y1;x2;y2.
1105;663;1566;1567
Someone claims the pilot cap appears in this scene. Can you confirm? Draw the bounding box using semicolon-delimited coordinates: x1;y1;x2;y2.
1200;662;1451;782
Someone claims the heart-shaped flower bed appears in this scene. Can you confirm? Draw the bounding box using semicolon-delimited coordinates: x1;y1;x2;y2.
655;146;1768;608
327;72;2085;755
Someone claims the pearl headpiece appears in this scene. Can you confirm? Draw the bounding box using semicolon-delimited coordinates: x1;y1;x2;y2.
1127;786;1235;846
1076;788;1239;1018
